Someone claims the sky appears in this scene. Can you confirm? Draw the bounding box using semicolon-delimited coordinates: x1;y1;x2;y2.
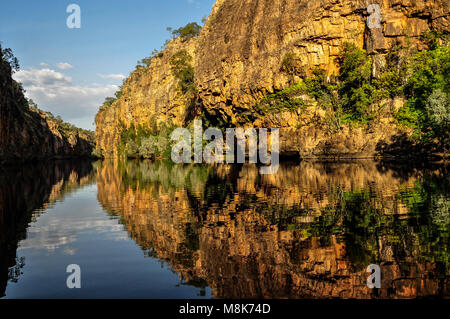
0;0;216;130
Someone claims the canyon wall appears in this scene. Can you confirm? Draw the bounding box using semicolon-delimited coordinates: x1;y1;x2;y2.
196;0;449;116
95;38;197;157
95;0;449;158
0;46;95;164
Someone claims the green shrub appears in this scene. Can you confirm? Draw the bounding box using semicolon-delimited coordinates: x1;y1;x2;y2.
426;88;450;146
303;68;329;99
427;89;450;127
139;136;158;159
172;22;202;39
394;43;449;144
0;44;20;71
138;135;170;159
405;44;450;110
170;50;196;96
243;82;307;121
374;46;407;99
337;43;375;119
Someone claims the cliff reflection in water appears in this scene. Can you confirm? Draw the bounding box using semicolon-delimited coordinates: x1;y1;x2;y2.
0;161;96;297
96;160;450;299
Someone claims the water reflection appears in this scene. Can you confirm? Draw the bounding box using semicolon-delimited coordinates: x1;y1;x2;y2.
96;160;449;299
0;161;95;297
1;160;448;298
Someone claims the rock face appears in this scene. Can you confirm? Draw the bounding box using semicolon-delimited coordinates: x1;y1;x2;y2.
95;38;197;157
0;47;95;164
196;0;449;114
95;0;449;158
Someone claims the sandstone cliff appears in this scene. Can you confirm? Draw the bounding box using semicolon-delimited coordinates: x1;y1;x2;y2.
95;0;449;159
0;46;95;164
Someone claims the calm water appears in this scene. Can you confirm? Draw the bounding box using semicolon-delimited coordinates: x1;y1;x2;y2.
0;160;449;299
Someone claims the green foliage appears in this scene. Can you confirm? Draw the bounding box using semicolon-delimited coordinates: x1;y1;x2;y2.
261;85;305;113
337;43;376;120
136;49;164;70
420;30;449;50
374;46;407;98
172;22;202;39
427;88;450;128
0;43;20;71
115;85;124;100
404;44;449;110
139;136;169;159
170;50;196;96
426;88;450;146
117;120;175;159
396;44;449;146
100;96;117;110
27;99;38;111
303;68;330;99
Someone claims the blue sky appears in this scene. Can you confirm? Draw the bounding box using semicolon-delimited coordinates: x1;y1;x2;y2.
0;0;215;129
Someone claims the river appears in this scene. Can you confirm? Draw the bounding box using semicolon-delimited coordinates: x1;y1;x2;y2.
0;160;449;298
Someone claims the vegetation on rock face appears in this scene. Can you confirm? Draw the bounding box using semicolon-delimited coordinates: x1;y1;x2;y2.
117;121;175;160
42;108;95;142
171;22;202;39
1;45;95;161
242;83;306;122
170;49;196;97
0;43;20;72
251;38;449;152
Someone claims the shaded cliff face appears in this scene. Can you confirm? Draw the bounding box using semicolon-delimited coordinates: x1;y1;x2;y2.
96;160;450;298
0;161;95;297
94;0;449;159
0;47;95;163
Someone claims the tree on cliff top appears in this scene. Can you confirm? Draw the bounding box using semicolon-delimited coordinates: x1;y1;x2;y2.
0;42;20;72
171;22;201;39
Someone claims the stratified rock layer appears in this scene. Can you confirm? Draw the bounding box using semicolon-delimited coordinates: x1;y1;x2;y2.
95;0;449;158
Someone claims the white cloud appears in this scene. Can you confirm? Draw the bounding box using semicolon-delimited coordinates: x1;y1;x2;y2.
13;67;118;130
98;73;126;80
56;62;74;70
15;68;72;87
40;62;49;67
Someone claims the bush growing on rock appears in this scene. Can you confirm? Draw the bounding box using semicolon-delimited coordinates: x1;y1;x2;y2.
138;136;170;159
139;137;158;159
0;43;20;71
170;50;196;96
172;22;201;39
426;88;450;147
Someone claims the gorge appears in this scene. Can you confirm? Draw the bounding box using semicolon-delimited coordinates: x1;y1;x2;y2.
0;0;449;300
